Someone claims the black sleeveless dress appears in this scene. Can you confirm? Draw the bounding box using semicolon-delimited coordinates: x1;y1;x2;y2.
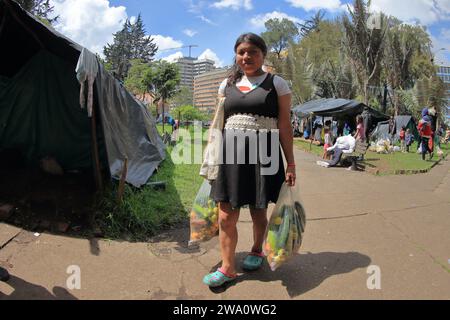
210;73;286;209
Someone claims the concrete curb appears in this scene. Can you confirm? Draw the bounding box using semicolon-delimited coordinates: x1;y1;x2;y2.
389;152;448;176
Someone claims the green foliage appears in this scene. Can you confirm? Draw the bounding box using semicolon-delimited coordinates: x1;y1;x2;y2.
124;59;152;96
297;10;325;37
168;86;193;107
343;0;387;104
414;76;447;124
103;14;158;82
171;105;207;121
397;89;420;117
16;0;58;24
147;61;180;102
261;18;299;59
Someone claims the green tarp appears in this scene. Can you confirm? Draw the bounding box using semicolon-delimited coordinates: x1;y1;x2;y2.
0;0;165;187
0;50;97;169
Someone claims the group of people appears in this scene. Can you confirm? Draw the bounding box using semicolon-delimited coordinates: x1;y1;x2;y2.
316;114;366;168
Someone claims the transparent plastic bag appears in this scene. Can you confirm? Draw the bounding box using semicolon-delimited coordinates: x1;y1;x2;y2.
264;183;306;271
188;180;219;246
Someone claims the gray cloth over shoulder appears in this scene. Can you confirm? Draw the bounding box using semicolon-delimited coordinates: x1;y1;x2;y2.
199;97;225;181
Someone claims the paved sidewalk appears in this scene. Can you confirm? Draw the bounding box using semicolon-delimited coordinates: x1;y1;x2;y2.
1;149;449;299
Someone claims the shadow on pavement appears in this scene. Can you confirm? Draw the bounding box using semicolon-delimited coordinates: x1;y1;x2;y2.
209;251;371;298
0;275;78;300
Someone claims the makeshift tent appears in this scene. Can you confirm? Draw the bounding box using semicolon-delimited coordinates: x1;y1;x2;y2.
0;0;165;188
370;115;419;143
293;98;389;121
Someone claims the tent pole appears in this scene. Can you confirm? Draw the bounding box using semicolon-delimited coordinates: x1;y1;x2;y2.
117;158;128;204
91;104;103;192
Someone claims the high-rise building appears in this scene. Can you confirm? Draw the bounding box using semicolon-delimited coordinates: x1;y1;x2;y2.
176;57;216;91
436;65;450;123
194;68;230;114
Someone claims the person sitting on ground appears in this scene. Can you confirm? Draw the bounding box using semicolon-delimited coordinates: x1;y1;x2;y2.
317;135;356;168
322;127;333;160
0;266;10;282
405;128;414;153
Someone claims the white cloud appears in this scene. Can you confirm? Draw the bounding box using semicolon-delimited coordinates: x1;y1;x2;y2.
51;0;127;55
250;11;303;29
187;0;207;14
370;0;450;25
431;29;450;66
183;29;198;37
198;49;224;67
211;0;253;10
286;0;343;11
198;15;217;25
152;35;183;51
161;51;184;63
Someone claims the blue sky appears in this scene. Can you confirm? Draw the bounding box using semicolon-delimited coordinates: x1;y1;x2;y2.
51;0;450;66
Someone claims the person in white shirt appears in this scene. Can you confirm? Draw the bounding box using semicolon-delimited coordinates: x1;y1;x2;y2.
318;135;356;167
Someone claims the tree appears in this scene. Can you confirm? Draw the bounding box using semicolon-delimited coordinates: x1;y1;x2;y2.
171;105;206;122
415;75;447;127
168;86;193;107
146;61;180;118
124;59;153;98
103;14;157;82
383;20;433;115
16;0;58;24
343;0;387;104
129;15;158;61
261;18;299;60
298;10;325;37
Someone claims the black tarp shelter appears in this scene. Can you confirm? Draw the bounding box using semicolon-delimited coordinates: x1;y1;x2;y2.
0;0;165;187
293;98;389;121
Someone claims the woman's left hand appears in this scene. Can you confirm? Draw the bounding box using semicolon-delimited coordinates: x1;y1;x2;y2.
286;166;296;187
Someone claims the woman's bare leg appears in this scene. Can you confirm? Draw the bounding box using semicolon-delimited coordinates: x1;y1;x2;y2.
249;207;268;253
218;202;240;275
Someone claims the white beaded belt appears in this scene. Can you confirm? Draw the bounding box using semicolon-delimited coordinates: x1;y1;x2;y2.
224;114;278;132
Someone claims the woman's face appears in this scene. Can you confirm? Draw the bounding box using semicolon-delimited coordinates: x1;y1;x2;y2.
235;42;265;76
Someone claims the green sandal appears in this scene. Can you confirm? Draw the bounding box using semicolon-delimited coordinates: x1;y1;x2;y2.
243;252;265;271
203;268;237;287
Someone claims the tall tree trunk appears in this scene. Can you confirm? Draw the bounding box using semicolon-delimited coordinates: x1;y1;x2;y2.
393;91;399;116
364;81;369;105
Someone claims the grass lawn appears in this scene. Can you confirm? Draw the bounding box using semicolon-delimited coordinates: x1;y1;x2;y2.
96;127;208;240
294;138;450;175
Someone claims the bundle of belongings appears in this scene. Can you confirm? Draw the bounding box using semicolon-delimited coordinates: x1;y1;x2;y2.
369;139;396;154
316;135;356;168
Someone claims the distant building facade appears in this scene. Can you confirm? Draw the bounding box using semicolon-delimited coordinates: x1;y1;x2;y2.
176;57;216;91
436;65;450;123
194;68;230;114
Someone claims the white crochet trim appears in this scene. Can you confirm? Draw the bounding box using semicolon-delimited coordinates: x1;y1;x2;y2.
224;114;278;132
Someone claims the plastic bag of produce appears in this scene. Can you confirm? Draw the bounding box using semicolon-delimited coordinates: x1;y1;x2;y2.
188;180;219;246
264;182;306;271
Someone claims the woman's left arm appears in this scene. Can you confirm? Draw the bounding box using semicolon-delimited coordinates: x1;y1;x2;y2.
278;93;296;186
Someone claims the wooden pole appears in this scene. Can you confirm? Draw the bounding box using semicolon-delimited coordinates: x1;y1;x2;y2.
90;103;103;191
117;158;128;204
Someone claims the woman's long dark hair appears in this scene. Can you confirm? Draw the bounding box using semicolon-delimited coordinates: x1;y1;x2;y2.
227;33;268;85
